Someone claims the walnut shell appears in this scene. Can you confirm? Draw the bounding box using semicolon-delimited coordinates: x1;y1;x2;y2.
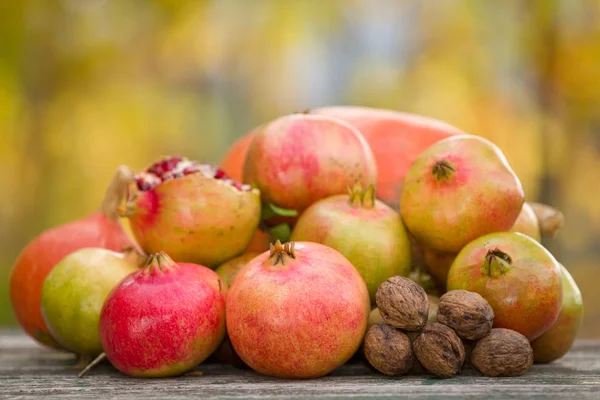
437;290;494;340
413;323;465;378
471;328;533;377
364;323;414;376
376;276;429;331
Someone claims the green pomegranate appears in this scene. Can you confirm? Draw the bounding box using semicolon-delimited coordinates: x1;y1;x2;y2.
291;183;412;303
531;264;584;363
41;248;139;356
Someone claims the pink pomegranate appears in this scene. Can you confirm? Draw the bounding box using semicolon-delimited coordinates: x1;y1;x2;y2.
400;135;524;253
99;252;227;377
9;168;133;349
243;114;377;214
122;156;261;268
291;183;412;304
226;241;370;378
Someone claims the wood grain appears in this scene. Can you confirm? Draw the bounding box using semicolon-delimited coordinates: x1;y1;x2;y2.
1;329;599;399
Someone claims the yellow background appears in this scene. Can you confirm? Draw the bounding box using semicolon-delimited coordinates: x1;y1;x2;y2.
1;0;598;338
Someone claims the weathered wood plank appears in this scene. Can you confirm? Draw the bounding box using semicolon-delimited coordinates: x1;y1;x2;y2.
0;329;599;399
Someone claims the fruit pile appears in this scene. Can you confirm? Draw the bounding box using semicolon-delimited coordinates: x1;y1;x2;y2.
8;106;583;380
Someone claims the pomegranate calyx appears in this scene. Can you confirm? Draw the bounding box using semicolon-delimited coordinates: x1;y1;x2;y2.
482;248;513;278
347;182;376;209
101;165;136;219
145;251;178;274
269;240;296;266
432;160;455;180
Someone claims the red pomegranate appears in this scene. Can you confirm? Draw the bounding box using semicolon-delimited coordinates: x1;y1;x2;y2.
99;252;227;378
122;156;261;268
9;168;133;349
226;241;370;378
220;106;463;210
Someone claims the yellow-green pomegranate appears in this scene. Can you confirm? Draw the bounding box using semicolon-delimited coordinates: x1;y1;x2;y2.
291;184;411;304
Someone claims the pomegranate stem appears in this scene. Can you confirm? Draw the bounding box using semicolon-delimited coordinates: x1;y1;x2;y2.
101;165;136;219
78;353;106;378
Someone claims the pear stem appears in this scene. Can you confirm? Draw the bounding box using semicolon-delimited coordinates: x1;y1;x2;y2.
483;248;512;278
432;160;455;180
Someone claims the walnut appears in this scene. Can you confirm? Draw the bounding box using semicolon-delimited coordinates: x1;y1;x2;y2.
471;328;533;377
413;323;465;378
364;323;414;376
376;276;429;331
437;290;494;340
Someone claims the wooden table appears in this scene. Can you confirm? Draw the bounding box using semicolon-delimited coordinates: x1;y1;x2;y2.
1;329;599;399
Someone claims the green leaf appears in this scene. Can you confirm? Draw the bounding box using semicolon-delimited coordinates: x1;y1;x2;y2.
269;223;292;243
261;202;298;220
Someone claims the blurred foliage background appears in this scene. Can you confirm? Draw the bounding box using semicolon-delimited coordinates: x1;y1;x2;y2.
0;0;599;337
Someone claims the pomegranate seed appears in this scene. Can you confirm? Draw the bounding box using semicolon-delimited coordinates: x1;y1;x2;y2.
231;181;243;191
136;173;161;192
148;156;183;177
183;167;200;176
214;169;228;180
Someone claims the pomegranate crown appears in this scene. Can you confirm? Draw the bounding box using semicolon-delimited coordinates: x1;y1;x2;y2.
346;181;376;209
482;248;513;278
269;240;296;266
432;159;455;180
144;251;178;274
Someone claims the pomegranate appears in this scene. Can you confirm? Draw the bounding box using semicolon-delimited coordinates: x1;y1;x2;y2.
121;156;261;268
532;264;584;363
40;248;139;357
446;232;562;341
9;168;133;349
242;114;377;215
226;241;370;378
220;127;262;182
220;106;464;210
291;183;411;304
99;252;227;378
245;229;273;254
510;202;541;242
400;135;524;253
215;252;260;288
